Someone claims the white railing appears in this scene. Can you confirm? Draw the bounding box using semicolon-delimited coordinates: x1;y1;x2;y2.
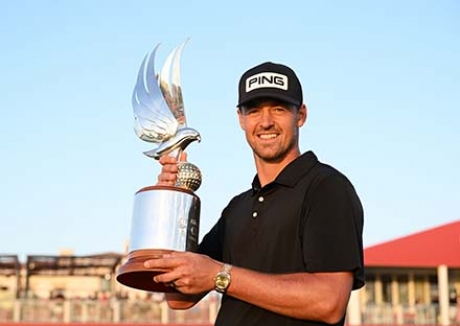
1;299;459;324
362;303;460;325
0;296;220;324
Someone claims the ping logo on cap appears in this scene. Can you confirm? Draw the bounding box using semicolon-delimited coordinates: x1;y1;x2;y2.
245;72;288;93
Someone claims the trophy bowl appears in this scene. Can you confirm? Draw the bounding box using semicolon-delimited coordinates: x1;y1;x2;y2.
117;185;200;292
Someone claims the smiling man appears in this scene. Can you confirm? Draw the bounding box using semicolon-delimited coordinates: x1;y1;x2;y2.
146;62;365;326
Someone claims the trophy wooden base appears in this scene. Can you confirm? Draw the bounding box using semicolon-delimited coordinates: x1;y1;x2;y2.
116;249;175;293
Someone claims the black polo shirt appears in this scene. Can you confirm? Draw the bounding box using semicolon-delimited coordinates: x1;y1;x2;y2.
199;151;364;326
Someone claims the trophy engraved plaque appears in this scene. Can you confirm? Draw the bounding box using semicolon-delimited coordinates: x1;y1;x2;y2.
116;40;202;292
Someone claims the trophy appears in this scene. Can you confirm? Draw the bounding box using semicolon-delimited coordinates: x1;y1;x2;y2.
116;40;202;292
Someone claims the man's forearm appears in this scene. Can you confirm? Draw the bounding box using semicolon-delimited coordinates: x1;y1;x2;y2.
143;251;353;322
225;267;353;324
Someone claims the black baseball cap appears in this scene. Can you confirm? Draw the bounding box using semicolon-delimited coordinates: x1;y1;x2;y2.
237;62;303;108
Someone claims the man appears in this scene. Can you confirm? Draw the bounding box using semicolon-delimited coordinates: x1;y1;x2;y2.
144;62;364;325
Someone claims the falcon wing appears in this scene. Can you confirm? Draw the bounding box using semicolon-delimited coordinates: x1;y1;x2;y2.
132;44;179;143
158;39;188;128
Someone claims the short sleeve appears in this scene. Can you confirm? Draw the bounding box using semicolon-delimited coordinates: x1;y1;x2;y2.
302;175;365;289
198;214;226;261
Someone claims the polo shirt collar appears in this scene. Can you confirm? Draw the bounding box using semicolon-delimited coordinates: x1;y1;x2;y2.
251;151;318;193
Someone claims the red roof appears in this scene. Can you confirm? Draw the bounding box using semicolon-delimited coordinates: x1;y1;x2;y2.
364;220;460;268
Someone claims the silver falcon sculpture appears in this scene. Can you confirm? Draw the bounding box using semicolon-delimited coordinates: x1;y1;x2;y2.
132;41;202;191
132;40;201;161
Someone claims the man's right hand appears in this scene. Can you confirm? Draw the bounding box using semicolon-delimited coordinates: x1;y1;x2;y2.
156;152;187;186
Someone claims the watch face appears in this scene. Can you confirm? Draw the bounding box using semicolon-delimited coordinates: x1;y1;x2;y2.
215;272;230;291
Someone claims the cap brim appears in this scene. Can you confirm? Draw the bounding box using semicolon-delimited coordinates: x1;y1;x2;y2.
237;91;300;107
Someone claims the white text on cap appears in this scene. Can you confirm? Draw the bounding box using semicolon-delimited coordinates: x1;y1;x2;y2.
245;72;288;92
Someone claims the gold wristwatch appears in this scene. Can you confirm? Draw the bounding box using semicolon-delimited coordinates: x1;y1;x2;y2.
214;263;232;293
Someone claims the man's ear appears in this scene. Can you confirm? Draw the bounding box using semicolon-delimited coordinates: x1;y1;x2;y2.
297;104;307;127
237;108;245;130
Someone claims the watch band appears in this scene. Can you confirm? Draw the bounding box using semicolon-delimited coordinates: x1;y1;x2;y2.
222;263;232;274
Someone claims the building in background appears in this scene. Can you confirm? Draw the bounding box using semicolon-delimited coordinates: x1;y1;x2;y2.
348;219;460;325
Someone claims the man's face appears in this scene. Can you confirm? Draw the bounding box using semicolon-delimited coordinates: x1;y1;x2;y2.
238;99;307;163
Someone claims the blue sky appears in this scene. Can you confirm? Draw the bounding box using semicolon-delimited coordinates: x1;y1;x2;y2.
1;1;459;259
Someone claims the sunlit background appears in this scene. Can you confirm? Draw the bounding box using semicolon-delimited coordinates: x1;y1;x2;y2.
1;0;459;259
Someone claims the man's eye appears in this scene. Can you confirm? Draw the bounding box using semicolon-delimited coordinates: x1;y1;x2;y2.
246;109;259;115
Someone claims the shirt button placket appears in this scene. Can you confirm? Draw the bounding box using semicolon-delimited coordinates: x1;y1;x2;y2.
252;194;264;237
252;196;264;220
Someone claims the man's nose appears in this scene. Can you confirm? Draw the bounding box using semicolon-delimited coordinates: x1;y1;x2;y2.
259;110;274;127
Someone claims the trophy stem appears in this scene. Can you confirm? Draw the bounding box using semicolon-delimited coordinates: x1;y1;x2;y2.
170;148;183;161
